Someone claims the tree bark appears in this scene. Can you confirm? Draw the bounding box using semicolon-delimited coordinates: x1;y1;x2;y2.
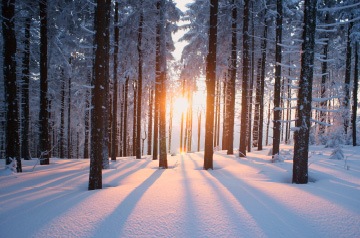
344;21;353;136
239;0;250;157
272;0;283;157
352;42;358;146
21;16;31;160
111;1;119;161
147;88;153;155
89;0;111;190
227;0;237;155
39;0;50;165
204;0;218;169
293;0;317;184
123;77;129;156
2;0;21;171
136;6;144;159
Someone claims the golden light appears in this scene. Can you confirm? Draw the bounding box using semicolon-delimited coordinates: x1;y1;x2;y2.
173;96;189;114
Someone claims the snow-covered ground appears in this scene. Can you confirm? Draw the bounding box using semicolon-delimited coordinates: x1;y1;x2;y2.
1;144;359;238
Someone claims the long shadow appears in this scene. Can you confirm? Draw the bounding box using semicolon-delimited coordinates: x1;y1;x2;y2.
187;153;322;237
92;169;164;238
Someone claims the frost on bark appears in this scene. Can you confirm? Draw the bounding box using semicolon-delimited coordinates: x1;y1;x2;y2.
2;0;21;171
343;21;353;137
293;0;317;184
204;0;218;170
352;43;358;146
89;0;111;190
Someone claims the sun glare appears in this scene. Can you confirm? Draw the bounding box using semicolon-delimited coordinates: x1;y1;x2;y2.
173;97;189;114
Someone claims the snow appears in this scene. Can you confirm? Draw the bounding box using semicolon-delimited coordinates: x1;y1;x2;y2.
1;144;360;238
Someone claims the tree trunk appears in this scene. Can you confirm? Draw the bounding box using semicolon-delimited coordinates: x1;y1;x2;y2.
204;0;218;169
197;111;201;152
89;0;111;190
39;0;50;165
253;59;262;148
258;14;268;151
2;0;21;171
67;59;72;159
222;78;228;150
147;88;153;155
83;72;91;159
227;0;237;155
168;96;173;153
344;21;353;136
136;6;144;159
239;0;250;157
60;70;65;158
352;42;358;146
158;0;167;168
132;81;137;156
123;77;129;156
293;0;317;184
21;16;31;160
111;1;119;161
272;0;283;157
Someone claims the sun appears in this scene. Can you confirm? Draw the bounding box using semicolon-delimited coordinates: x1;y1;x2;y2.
173;96;189;114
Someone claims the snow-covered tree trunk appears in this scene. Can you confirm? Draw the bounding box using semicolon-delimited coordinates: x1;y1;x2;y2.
2;0;21;171
344;21;353;137
204;0;218;170
89;0;111;190
292;0;317;184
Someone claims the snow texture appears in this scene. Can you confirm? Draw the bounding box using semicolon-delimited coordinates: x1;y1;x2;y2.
1;145;359;238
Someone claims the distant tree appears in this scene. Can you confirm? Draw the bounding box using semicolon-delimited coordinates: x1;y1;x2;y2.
89;0;111;190
293;0;317;184
39;0;50;165
352;42;358;146
343;21;353;136
2;0;21;171
204;0;218;170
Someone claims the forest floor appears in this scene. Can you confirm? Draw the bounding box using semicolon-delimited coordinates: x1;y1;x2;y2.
1;144;359;238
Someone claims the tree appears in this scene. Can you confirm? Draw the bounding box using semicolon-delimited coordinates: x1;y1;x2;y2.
204;0;218;170
227;0;237;155
293;0;317;184
21;15;31;160
352;42;358;146
158;0;167;169
239;0;250;158
136;2;144;159
344;21;353;136
272;0;283;157
39;0;50;165
89;0;111;190
2;0;21;171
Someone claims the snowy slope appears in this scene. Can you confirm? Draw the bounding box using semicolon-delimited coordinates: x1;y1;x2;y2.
1;145;359;238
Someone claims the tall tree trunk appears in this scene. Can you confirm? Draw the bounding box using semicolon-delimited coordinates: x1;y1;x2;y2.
136;6;144;159
39;0;49;165
2;0;20;170
123;77;129;156
204;0;218;169
197;111;201;152
132;81;137;156
239;0;250;157
83;73;90;159
344;21;353;136
111;1;119;161
180;78;186;153
352;42;358;146
168;96;173;153
272;0;283;157
21;16;31;160
158;0;167;168
147;88;153;155
89;0;111;190
222;78;228;150
292;0;317;184
253;59;262;148
67;59;72;159
60;70;65;158
227;0;237;155
258;13;268;151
